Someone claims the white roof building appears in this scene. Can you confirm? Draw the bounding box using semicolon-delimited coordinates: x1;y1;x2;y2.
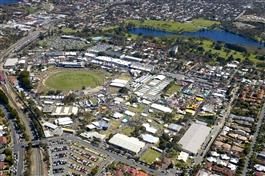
178;123;211;155
108;133;145;154
4;58;18;68
151;103;173;113
141;134;159;144
178;152;189;162
43;121;58;130
44;130;52;138
110;79;128;88
54;117;73;126
254;164;265;172
124;110;135;117
113;112;124;119
51;106;78;116
80;131;106;140
142;123;157;134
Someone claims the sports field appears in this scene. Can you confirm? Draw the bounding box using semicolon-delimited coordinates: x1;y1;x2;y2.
44;70;106;91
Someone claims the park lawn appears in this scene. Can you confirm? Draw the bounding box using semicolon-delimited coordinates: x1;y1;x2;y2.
61;27;79;35
45;70;106;91
140;148;161;165
121;126;134;136
200;40;258;63
166;83;182;95
126;33;141;40
103;25;119;32
125;18;220;33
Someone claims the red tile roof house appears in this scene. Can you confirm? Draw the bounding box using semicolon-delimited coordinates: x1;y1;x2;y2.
0;137;7;145
0;162;7;170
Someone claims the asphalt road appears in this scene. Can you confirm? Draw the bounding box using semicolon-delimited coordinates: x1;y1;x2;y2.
0;104;24;175
242;102;265;176
0;30;43;176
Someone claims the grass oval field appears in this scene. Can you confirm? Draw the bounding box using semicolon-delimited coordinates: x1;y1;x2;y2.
44;70;105;91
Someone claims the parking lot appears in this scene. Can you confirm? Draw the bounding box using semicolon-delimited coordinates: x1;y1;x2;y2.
48;139;111;176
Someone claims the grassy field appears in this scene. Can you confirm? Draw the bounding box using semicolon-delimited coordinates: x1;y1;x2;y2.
121;126;134;136
166;83;182;96
45;70;105;91
61;27;79;35
125;18;220;33
200;40;257;62
140;148;161;165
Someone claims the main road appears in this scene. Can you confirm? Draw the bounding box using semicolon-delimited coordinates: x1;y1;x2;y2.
0;31;40;175
0;21;55;176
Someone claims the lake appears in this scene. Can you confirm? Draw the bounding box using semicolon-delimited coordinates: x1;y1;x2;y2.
128;28;176;37
128;28;265;48
0;0;20;4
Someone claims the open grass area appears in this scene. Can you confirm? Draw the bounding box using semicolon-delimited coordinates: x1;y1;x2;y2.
61;27;78;35
125;18;220;33
44;70;106;91
200;40;258;63
165;83;182;96
140;148;161;165
121;126;134;136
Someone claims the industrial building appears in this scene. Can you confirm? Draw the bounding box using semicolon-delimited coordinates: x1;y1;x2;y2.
178;123;211;155
108;133;145;154
51;106;78;116
4;58;18;69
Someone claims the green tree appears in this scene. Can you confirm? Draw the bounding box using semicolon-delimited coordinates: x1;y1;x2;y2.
18;71;32;91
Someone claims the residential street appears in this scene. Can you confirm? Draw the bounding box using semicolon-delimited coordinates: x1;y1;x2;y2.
242;103;265;176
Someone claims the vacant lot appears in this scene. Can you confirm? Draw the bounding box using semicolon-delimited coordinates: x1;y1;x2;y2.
140;148;161;165
44;70;106;91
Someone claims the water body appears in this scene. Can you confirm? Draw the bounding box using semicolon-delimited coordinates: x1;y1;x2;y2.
182;30;265;48
0;0;20;4
128;28;265;48
128;28;176;37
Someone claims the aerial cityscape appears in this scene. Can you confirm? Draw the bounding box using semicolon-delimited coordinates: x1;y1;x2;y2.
0;0;265;176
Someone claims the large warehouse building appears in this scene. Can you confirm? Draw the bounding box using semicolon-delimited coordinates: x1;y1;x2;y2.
108;133;145;154
178;123;211;155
